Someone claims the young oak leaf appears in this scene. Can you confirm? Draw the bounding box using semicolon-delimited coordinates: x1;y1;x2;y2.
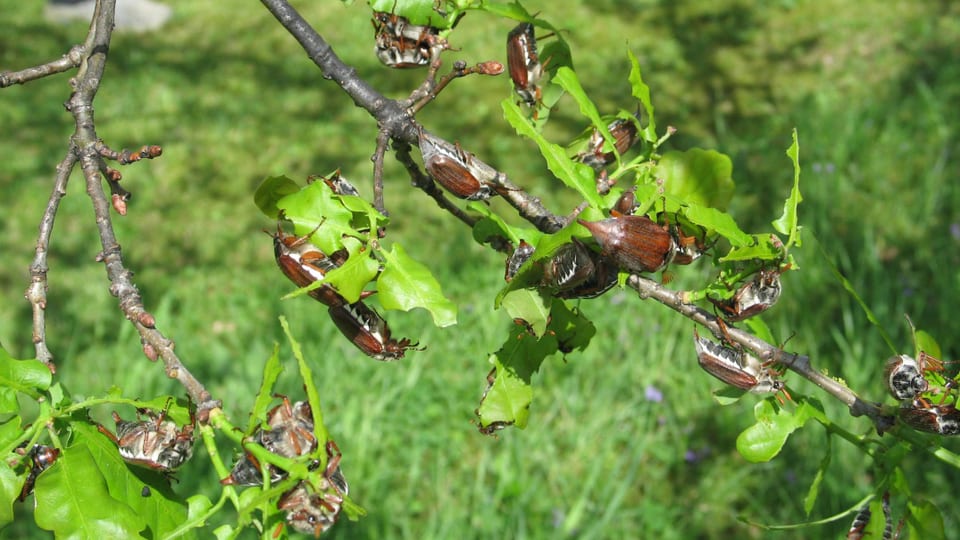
378;244;457;327
34;444;147;539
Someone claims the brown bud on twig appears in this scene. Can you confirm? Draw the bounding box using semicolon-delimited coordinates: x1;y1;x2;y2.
111;193;128;216
142;341;159;361
138;311;156;328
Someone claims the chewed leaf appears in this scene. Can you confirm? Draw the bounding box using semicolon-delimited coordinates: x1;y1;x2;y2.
370;0;450;28
379;244;457;327
501;289;551;337
503;99;604;208
476;326;557;432
254;175;300;218
772;129;803;249
657;149;735;211
737;398;825;462
683;203;752;247
248;344;283;434
627;50;656;142
547;299;596;354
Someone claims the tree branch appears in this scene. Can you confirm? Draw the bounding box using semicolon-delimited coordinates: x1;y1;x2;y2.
46;0;219;415
626;274;890;427
260;0;572;234
0;45;86;88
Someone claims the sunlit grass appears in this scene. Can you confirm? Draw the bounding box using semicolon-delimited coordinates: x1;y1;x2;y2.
2;0;959;538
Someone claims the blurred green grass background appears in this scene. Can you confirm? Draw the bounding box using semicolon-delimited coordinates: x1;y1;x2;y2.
2;0;959;538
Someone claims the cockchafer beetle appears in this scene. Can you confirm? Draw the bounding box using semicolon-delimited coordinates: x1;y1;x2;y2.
504;239;535;282
538;239;619;299
578;212;677;274
260;397;317;459
327;301;420;360
846;501;872;540
278;441;348;537
709;266;784;322
99;403;196;472
16;444;60;501
315;170;360;197
883;354;940;401
223;396;318;487
419;129;501;200
506;23;544;107
578;117;640;171
693;328;786;396
898;402;960;436
371;11;441;68
271;226;359;309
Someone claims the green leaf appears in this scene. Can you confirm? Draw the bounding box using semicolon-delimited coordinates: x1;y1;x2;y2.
682;203;752;247
907;498;946;540
34;443;147;539
656;149;735;211
468;202;543;248
737;398;824;462
627;50;656;142
254;175;300;219
502;98;604;208
736;401;800;462
247;343;284;434
914;329;941;359
772;129;803;249
281;317;330;458
802;436;831;516
554;67;612;151
318;238;381;304
0;350;51;410
370;0;453;28
476;326;556;431
378;244;457;327
277;181;357;254
547;300;595;354
720;234;784;263
0;416;23;449
0;460;18;527
501;289;551;337
75;422;192;539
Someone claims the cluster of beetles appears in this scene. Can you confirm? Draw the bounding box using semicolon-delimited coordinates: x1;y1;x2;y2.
11;8;958;539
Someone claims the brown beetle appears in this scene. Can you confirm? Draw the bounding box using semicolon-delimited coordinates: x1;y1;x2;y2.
100;405;196;472
899;403;960;435
539;239;619;299
578;117;640;171
693;328;785;395
506;23;544;107
16;444;61;501
372;11;441;68
504;240;535;282
328;301;420;361
419;130;501;200
709;267;783;322
278;440;349;537
578;213;676;274
223;396;318;487
271;227;354;308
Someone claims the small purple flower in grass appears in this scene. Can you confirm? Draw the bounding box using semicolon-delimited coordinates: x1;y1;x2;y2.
950;222;960;241
644;384;663;403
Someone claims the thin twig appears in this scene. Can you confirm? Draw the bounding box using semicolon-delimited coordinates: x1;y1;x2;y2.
372;129;389;217
626;274;889;426
60;0;218;415
25;151;77;373
0;45;86;88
